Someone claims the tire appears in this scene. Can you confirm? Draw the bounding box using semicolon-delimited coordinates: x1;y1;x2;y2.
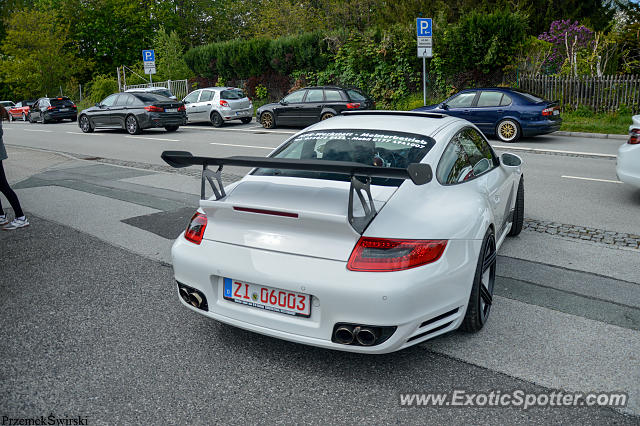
240;117;252;124
460;227;497;333
321;112;335;121
210;112;223;127
508;176;524;236
260;111;275;129
496;119;520;143
79;115;94;133
165;125;179;132
125;114;142;135
22;113;27;121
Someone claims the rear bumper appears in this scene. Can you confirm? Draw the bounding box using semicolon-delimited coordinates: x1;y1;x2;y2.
170;235;480;353
46;111;77;120
617;143;640;188
139;113;187;129
221;107;253;121
521;119;562;136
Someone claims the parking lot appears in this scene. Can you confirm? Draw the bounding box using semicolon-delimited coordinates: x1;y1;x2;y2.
1;119;639;423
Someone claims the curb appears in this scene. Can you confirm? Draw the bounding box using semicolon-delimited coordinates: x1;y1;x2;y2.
554;131;628;140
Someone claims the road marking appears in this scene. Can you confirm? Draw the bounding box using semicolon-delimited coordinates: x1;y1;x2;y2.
561;175;622;184
66;131;103;136
125;136;181;142
182;125;296;135
493;145;616;158
209;142;275;150
23;129;53;133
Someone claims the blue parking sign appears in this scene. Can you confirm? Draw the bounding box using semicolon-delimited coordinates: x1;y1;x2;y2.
142;49;155;62
416;18;432;37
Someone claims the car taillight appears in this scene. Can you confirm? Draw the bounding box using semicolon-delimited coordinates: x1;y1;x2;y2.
346;102;361;109
542;106;558;116
72;104;76;108
144;105;164;112
47;106;55;110
220;100;229;107
629;129;640;145
178;105;186;112
347;237;447;272
185;212;207;245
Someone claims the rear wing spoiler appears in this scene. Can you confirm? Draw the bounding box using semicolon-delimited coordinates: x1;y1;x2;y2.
161;150;432;234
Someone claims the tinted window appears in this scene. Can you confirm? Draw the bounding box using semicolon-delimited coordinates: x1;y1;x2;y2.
254;129;435;186
324;90;343;101
132;93;167;103
477;91;503;107
347;89;366;102
283;90;306;103
199;90;214;102
50;98;74;107
437;139;472;185
305;89;324;102
113;94;129;106
458;128;495;176
447;92;476;108
514;90;543;103
151;89;173;98
126;95;142;106
183;91;200;103
500;94;512;106
101;94;118;107
221;89;244;99
437;128;496;185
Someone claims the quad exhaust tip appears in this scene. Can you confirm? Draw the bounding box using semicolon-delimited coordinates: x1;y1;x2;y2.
332;323;396;347
176;282;208;311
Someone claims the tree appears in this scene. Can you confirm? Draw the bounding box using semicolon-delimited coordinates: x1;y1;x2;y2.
0;9;87;99
152;28;192;80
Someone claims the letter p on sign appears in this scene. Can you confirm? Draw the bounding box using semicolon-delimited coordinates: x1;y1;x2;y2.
416;18;432;37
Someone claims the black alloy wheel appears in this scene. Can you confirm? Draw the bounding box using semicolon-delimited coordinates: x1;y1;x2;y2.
210;112;223;127
461;227;497;332
79;115;94;133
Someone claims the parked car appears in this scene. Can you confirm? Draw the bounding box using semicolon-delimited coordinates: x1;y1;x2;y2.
0;101;15;109
161;110;524;353
257;86;373;129
8;100;35;121
616;115;640;189
414;87;561;143
182;87;252;127
28;97;77;123
125;86;176;100
78;92;186;134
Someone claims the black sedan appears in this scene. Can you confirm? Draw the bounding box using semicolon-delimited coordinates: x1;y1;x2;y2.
29;97;77;123
78;92;187;134
257;86;373;129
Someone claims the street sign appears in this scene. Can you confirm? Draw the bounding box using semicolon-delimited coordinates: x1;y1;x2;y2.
417;47;432;58
144;62;156;75
417;37;432;47
142;49;156;75
416;18;432;37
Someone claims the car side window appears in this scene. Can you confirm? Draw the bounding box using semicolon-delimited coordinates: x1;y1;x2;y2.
114;94;129;106
101;94;117;107
199;91;214;102
437;137;473;185
447;92;476;108
283;90;306;103
476;91;503;107
324;90;343;101
500;94;512;106
458;128;497;176
305;89;324;102
183;91;200;104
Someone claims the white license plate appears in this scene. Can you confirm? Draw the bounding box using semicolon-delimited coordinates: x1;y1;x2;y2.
223;278;311;317
59;108;68;111
165;108;177;113
553;109;559;115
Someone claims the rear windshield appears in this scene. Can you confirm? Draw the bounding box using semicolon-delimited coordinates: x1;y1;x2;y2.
347;89;367;102
513;90;544;103
50;98;74;106
221;89;245;100
132;93;171;103
151;89;173;98
253;129;435;186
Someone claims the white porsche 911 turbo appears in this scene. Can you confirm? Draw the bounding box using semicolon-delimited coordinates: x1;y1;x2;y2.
162;111;524;353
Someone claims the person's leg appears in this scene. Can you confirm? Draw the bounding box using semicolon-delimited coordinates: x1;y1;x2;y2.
0;160;24;218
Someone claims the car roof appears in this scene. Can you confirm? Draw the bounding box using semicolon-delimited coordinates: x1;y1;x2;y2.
126;87;169;92
199;87;242;91
302;111;461;139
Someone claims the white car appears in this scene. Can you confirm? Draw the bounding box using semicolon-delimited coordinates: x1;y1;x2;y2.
162;111;524;353
182;87;253;127
616;115;640;188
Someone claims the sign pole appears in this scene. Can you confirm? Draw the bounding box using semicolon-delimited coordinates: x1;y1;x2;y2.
423;57;426;106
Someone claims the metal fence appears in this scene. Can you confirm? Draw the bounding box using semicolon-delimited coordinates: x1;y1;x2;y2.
123;79;189;100
518;74;640;113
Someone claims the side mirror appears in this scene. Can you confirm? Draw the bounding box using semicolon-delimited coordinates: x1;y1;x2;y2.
441;103;449;110
500;152;522;167
280;99;288;105
95;103;101;108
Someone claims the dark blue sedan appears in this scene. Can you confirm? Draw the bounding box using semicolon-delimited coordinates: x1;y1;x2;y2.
414;88;561;142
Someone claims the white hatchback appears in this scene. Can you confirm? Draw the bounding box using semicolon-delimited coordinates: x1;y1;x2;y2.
162;111;524;353
182;87;253;127
617;115;640;188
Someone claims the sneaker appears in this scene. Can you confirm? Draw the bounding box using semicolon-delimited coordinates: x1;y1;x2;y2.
2;217;29;230
0;215;8;226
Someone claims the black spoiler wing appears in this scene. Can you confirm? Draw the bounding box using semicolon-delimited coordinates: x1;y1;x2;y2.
161;150;433;234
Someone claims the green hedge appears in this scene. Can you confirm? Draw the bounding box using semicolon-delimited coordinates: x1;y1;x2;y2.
184;32;330;80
